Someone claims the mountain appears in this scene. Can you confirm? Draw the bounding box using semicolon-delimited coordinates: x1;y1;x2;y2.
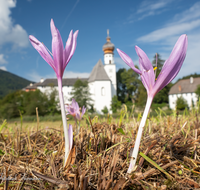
0;69;33;98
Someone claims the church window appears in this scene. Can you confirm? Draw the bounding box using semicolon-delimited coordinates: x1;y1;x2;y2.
109;60;111;64
101;87;105;96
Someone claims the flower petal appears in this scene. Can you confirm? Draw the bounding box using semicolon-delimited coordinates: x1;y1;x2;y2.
82;106;86;116
50;19;64;78
135;46;155;94
65;30;79;66
135;46;153;72
154;34;188;94
63;30;73;69
117;49;142;75
29;35;56;72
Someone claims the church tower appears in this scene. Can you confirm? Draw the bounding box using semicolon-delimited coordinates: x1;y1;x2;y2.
102;30;117;96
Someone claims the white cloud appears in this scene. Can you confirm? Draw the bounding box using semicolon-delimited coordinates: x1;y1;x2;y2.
27;71;90;82
0;0;29;48
136;2;200;81
137;20;200;43
0;66;7;71
0;54;7;64
173;2;200;24
127;0;172;23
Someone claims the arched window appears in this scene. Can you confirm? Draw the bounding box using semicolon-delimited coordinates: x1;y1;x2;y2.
109;60;111;64
101;87;105;96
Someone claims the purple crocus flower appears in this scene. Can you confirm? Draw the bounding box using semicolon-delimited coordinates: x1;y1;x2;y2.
29;19;78;167
66;98;86;121
117;34;188;173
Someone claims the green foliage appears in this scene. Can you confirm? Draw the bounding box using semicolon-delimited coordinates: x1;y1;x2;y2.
120;68;140;102
71;79;94;112
110;95;121;113
0;69;33;98
195;85;200;99
135;84;147;106
153;83;173;104
101;106;108;114
117;68;127;102
0;89;59;119
176;96;188;110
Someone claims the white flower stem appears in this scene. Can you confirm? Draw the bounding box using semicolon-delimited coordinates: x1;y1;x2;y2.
57;77;69;166
127;96;153;173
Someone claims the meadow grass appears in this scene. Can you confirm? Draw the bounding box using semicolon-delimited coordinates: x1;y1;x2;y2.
0;105;200;189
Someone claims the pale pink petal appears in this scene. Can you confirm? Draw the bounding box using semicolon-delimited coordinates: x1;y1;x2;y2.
63;30;73;69
117;49;142;75
50;19;64;78
66;30;79;64
153;34;187;94
29;35;56;73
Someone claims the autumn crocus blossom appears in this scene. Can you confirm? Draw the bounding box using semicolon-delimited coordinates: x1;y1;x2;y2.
117;34;188;173
66;98;86;121
66;98;86;134
29;19;78;167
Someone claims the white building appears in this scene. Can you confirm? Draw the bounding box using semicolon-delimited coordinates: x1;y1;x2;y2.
25;31;117;114
168;77;200;109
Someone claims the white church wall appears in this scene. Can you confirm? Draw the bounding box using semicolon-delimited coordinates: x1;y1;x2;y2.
104;64;117;93
92;80;112;114
62;86;73;103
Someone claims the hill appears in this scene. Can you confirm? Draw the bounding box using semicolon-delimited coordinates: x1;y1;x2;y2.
0;69;33;98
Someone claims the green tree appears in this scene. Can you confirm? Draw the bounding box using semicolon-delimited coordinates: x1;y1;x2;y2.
110;95;121;113
135;83;147;106
71;79;94;112
0;89;59;119
195;85;200;100
101;106;108;114
120;68;140;102
176;96;188;110
117;68;127;103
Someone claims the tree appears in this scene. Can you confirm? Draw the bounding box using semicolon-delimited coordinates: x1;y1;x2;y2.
176;96;188;110
120;68;140;102
0;89;59;119
117;68;127;103
135;83;147;106
70;79;94;112
101;106;108;114
110;95;121;113
195;85;200;100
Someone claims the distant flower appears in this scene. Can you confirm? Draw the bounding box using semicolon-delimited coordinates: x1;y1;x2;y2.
66;98;86;121
117;34;188;173
29;19;78;167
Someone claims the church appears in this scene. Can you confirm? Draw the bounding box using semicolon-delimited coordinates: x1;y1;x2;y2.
25;31;117;114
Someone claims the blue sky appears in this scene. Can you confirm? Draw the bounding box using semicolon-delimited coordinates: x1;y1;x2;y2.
0;0;200;82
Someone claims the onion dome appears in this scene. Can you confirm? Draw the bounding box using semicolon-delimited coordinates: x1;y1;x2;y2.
102;29;115;54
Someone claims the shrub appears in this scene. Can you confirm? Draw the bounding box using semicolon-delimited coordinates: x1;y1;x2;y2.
110;95;121;113
176;96;188;110
101;106;108;114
